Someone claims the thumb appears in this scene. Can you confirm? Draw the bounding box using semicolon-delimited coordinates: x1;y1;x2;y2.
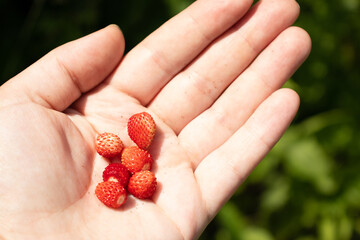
0;24;125;111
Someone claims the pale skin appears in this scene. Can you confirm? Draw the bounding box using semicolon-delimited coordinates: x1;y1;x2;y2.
0;0;311;239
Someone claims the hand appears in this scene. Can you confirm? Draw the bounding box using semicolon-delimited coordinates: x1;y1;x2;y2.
0;0;311;239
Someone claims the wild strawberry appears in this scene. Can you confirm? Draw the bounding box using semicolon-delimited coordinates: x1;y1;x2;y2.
128;170;157;199
95;132;123;158
121;146;153;175
102;163;130;187
127;112;156;149
95;181;127;208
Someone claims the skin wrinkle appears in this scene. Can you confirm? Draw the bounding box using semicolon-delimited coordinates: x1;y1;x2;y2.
192;175;211;240
181;31;257;106
183;10;213;44
150;140;203;239
21;78;55;110
139;43;175;84
245;67;274;93
55;55;81;92
3;208;72;238
183;70;217;105
47;114;91;209
235;28;258;57
235;0;300;53
55;55;89;110
25;63;67;111
194;155;228;224
61;125;93;207
154;203;185;240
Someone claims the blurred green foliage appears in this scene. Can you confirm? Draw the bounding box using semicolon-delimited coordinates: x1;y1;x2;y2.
1;0;359;239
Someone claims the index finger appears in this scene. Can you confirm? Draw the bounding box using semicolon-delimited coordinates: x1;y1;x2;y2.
108;0;253;104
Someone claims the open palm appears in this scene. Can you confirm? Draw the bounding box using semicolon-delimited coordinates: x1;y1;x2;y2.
0;0;311;239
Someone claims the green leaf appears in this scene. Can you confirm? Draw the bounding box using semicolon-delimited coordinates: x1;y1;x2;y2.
217;202;245;239
260;176;290;212
240;227;274;240
284;137;337;194
318;217;337;240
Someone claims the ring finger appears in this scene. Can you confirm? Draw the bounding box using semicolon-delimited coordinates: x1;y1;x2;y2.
179;26;311;168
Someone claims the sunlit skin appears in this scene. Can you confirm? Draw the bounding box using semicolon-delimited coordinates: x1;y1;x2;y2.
0;0;311;239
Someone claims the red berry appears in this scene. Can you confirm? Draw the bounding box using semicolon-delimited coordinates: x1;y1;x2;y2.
102;163;130;187
128;170;157;199
95;181;127;208
95;132;124;158
121;146;153;175
128;112;156;149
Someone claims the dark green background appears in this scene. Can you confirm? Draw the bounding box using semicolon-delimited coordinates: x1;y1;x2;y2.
1;0;359;239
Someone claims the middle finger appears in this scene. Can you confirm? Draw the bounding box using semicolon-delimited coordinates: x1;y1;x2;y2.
149;0;300;134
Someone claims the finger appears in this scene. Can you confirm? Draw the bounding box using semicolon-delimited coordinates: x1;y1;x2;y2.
179;26;311;168
0;25;125;111
108;0;253;104
149;0;300;133
195;88;300;217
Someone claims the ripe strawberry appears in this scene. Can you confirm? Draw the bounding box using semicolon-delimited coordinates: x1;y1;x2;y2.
121;146;153;175
95;132;124;158
127;112;156;149
102;163;130;187
95;181;127;208
128;170;157;199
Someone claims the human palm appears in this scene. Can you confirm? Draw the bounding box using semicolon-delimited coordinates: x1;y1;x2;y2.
0;0;311;239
